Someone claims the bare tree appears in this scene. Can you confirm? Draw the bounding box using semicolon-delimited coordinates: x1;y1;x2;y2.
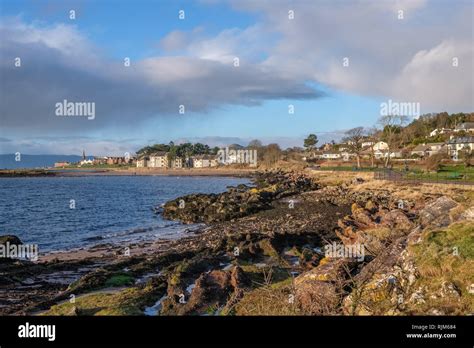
377;115;409;167
343;127;365;168
366;127;379;168
263;143;282;167
248;139;263;148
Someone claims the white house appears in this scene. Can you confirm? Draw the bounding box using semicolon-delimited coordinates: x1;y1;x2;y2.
359;141;390;159
373;141;389;151
377;150;403;159
365;148;402;159
428;142;445;153
322;152;341;160
170;157;183;168
448;136;474;160
80;159;93;165
221;152;237;164
148;152;168;168
340;151;355;161
388;149;404;158
136;157;148;167
430;128;452;137
192;155;218;168
411;143;444;157
136;153;182;168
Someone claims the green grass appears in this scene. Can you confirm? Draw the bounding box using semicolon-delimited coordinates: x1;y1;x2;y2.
315;166;380;172
43;287;157;316
408;221;474;314
438;164;474;173
233;277;300;315
405;171;474;182
104;274;135;287
315;165;474;182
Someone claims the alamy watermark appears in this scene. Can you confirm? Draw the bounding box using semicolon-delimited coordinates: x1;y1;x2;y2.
380;99;420;118
217;147;257;167
0;242;38;261
324;242;365;262
18;322;55;341
55;99;95;120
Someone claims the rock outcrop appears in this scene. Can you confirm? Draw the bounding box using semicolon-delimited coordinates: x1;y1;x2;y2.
162;171;320;223
0;235;23;263
0;235;23;246
341;196;473;315
161;265;250;315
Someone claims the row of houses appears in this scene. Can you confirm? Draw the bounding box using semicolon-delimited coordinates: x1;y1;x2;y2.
309;135;474;162
136;152;219;168
309;141;394;161
54;147;252;169
54;153;136;168
429;122;474;137
72;156;137;166
406;136;474;159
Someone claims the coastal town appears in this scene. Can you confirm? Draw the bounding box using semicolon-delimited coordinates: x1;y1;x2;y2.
306;121;474;163
53;116;474;172
54;145;254;169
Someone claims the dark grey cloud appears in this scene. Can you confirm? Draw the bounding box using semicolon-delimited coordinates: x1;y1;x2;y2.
0;19;323;133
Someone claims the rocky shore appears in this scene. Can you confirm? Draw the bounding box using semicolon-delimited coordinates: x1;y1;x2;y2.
0;168;256;177
0;169;57;177
0;170;472;316
162;171;320;223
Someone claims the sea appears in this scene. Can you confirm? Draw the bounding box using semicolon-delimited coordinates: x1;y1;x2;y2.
0;176;250;252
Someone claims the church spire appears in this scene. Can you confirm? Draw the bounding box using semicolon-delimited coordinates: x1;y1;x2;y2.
82;149;86;160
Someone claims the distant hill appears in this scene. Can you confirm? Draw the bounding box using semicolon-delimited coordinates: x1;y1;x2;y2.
0;154;86;169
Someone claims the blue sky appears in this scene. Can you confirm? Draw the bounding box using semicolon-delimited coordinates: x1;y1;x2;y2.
0;0;472;155
1;0;257;59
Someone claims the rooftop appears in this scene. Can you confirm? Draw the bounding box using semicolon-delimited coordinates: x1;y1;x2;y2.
448;136;474;144
456;122;474;130
149;151;168;157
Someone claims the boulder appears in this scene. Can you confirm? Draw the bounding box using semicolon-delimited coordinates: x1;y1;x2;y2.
295;258;351;285
0;235;22;246
419;196;459;228
176;270;232;315
230;266;251;289
352;177;365;185
379;209;414;231
350;203;375;228
0;235;23;263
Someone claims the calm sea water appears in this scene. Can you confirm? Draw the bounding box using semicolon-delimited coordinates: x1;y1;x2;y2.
0;176;250;252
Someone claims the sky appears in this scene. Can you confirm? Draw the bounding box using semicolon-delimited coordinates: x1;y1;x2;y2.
0;0;473;156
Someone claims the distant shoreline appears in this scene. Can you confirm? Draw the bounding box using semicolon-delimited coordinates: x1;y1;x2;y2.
0;167;257;178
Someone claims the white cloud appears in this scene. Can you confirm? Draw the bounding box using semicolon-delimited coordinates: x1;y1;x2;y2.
227;0;473;111
392;40;473;111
